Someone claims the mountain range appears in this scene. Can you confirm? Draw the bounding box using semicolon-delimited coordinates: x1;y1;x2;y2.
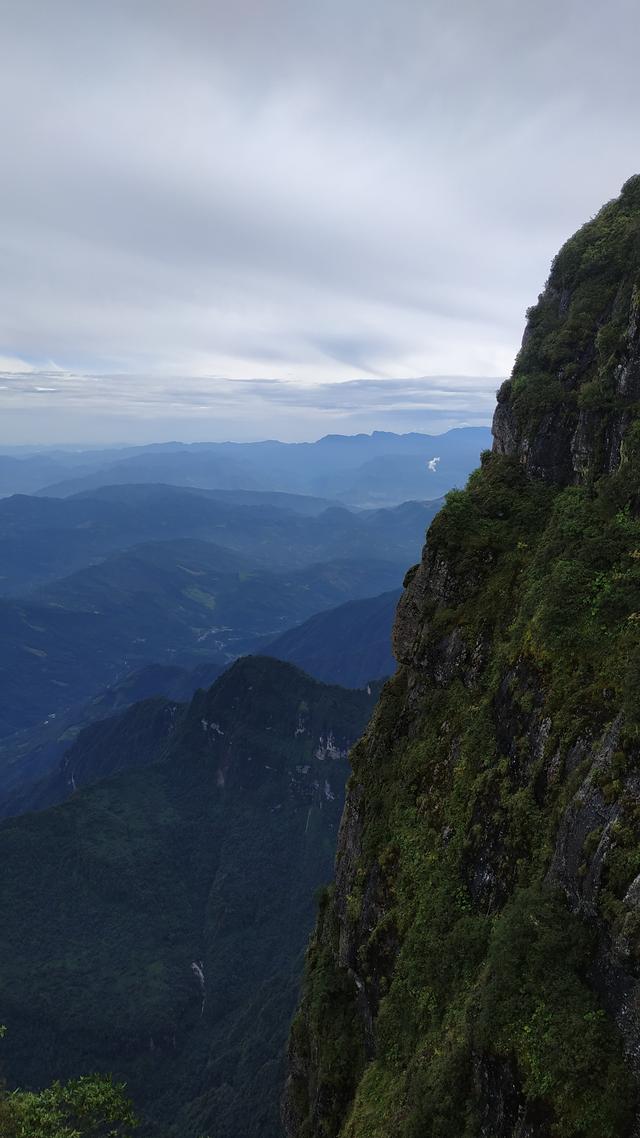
0;427;490;507
267;589;401;689
10;249;634;1138
0;536;403;739
0;485;439;595
0;476;445;805
0;656;376;1138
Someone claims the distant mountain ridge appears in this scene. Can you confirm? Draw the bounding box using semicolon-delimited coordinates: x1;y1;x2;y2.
0;536;404;741
267;589;401;688
0;485;441;801
0;485;440;594
0;577;400;818
0;427;491;507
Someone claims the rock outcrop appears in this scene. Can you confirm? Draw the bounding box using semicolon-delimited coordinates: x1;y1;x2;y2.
284;178;640;1138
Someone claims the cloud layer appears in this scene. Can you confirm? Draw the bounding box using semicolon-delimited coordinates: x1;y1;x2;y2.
0;370;498;443
0;0;639;440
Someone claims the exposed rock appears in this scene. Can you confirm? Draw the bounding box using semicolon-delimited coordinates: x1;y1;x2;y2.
285;178;640;1138
474;1055;551;1138
548;716;624;914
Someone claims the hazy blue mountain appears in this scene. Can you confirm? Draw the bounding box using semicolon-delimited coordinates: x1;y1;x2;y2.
171;485;337;514
267;588;401;687
0;658;225;816
307;429;492;505
38;449;262;497
0;442;192;496
0;537;404;741
7;696;182;816
0;477;437;800
84;658;226;708
0;656;376;1138
13;427;492;506
0;454;89;496
0;484;438;594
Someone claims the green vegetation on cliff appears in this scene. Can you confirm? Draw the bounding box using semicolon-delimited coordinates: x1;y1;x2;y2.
0;1063;136;1138
285;179;640;1138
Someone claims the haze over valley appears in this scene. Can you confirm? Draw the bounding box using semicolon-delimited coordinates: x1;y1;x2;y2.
0;423;489;1136
2;2;640;1137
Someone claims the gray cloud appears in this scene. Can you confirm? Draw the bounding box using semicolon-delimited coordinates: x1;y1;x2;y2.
0;0;639;441
0;370;497;443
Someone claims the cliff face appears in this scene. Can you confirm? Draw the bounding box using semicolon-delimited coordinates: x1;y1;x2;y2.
493;174;640;488
284;177;640;1138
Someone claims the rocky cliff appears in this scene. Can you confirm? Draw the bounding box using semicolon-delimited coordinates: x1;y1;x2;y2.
284;177;640;1138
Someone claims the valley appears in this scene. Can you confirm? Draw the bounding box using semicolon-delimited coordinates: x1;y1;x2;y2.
2;5;637;1137
0;426;487;1135
0;657;376;1138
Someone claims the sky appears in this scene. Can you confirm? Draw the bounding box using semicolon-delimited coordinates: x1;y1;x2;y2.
0;0;639;444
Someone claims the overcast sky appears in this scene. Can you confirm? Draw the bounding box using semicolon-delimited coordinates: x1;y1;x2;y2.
0;0;639;444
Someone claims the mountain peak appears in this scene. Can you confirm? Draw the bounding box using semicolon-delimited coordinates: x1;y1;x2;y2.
493;176;640;485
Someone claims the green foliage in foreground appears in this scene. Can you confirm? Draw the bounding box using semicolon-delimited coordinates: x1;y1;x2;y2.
0;1079;136;1138
0;1026;136;1138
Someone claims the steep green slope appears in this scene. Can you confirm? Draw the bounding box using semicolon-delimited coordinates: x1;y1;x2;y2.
285;178;640;1138
0;657;376;1138
267;590;401;688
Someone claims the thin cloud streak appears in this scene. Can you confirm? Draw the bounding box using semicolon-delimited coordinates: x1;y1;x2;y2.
0;371;498;443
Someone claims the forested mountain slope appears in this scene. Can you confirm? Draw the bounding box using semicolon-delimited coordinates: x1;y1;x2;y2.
0;657;376;1138
285;178;640;1138
0;486;439;595
267;590;400;688
0;538;401;739
4;695;182;815
0;659;224;816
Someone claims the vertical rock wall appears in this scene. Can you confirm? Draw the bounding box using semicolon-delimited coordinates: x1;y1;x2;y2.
284;177;640;1138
